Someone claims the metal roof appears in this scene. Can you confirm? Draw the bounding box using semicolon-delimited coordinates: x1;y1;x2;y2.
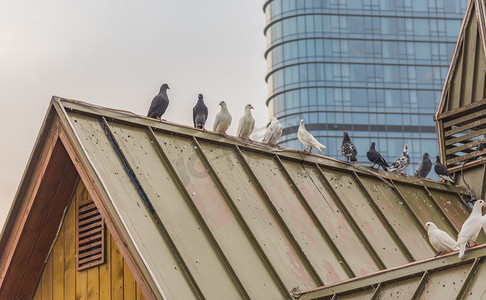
48;97;483;299
292;244;486;299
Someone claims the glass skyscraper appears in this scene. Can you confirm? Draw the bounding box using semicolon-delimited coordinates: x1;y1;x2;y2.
264;0;466;174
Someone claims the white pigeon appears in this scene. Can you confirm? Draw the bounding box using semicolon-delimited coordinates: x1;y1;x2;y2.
455;199;485;259
424;222;459;257
213;101;232;134
237;104;255;141
482;213;486;237
298;119;326;154
262;116;282;147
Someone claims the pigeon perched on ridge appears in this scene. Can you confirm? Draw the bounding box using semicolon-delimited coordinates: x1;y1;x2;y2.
455;199;485;259
262;117;282;147
193;94;208;130
298;120;326;154
213;101;232;134
237;104;255;141
147;83;170;120
367;142;389;171
425;222;459;257
434;156;455;185
414;152;432;178
341;131;357;163
388;144;410;175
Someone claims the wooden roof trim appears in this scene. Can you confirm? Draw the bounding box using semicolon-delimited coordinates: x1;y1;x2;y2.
0;120;60;289
293;244;486;300
435;0;476;118
54;100;162;300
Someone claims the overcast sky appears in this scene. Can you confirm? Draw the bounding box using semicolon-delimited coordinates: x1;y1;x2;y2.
0;1;268;228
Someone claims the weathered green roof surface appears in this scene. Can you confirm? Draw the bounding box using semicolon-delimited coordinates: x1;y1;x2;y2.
293;244;486;299
51;97;482;299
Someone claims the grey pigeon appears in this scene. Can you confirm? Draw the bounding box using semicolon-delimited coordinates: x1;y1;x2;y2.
147;83;170;120
414;152;432;178
193;94;208;130
434;156;455;185
341;131;357;163
262;117;282;147
367;142;389;171
455;199;485;259
389;144;410;175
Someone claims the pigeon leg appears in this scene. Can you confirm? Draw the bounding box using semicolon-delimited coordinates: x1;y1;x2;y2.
472;241;478;247
401;172;407;177
309;147;313;152
247;138;253;142
202;128;208;132
303;147;308;152
156;116;161;120
222;131;227;135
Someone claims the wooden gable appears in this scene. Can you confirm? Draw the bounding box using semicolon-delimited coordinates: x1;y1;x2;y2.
436;0;486;171
33;179;146;300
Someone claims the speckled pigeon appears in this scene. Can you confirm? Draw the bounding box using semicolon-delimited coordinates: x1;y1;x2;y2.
193;94;208;130
414;152;432;178
341;131;357;163
366;142;389;171
147;83;170;120
434;156;455;185
389;144;410;175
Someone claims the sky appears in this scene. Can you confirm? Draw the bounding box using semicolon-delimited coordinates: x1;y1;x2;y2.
0;1;268;229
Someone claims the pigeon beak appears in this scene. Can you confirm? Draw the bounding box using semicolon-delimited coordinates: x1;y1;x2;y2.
250;105;254;109
219;101;222;105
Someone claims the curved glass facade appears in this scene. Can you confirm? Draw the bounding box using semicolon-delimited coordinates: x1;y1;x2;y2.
264;0;466;175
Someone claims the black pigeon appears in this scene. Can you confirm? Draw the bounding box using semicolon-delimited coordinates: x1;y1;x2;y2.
147;83;170;120
193;94;208;130
341;131;357;163
414;152;432;178
367;142;389;171
434;156;455;185
388;144;410;175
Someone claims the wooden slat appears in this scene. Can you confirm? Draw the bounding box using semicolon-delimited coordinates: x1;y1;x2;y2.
79;248;103;260
79;254;103;266
439;97;486;120
443;109;486;127
64;190;76;300
87;261;100;299
447;148;486;165
461;9;478;107
112;232;124;299
79;202;97;213
446;139;485;155
79;225;102;237
445;127;486;146
445;118;486;137
79;209;102;221
124;260;137;299
99;233;111;299
79;240;102;252
78;215;102;227
41;253;53;300
52;220;65;299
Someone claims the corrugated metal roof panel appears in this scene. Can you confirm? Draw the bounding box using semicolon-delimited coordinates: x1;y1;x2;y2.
55;99;481;299
295;246;486;300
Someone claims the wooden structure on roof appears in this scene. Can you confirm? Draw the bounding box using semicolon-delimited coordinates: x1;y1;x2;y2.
0;97;482;299
435;0;486;199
